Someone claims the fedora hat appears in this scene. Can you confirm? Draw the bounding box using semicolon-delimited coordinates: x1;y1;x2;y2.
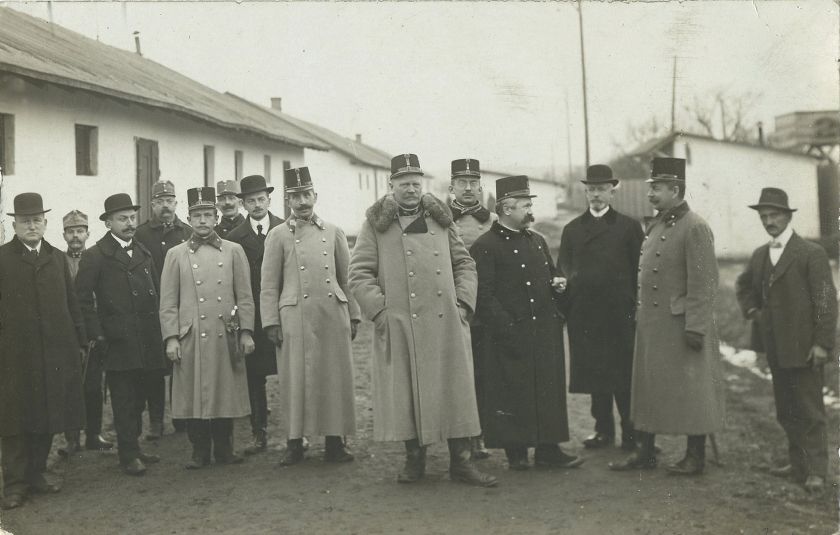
8;192;51;216
646;157;685;183
581;164;618;186
748;187;797;212
100;193;140;221
236;175;274;198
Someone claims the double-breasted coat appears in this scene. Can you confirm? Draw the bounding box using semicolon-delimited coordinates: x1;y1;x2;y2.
226;213;283;377
260;214;360;438
158;235;255;419
215;213;245;239
75;234;167;372
557;208;645;393
0;237;86;436
471;221;569;447
349;194;481;445
134;215;192;281
451;203;495;251
631;201;724;435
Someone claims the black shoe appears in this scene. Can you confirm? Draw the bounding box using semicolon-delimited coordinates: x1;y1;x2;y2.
145;422;163;441
122;458;147;476
58;439;81;457
471;437;490;461
216;452;245;465
450;462;499;487
85;435;113;451
278;442;305;467
244;434;267;456
397;448;426;483
535;449;584;469
324;445;355;463
583;433;614;450
28;474;62;494
508;457;530;471
608;452;657;471
0;491;26;510
665;455;704;476
185;455;211;470
138;453;160;465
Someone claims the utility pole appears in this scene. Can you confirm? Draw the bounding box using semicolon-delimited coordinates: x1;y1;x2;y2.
670;56;677;132
577;0;590;168
564;91;574;182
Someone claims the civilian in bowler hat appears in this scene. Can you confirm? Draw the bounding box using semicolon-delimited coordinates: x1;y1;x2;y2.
215;180;245;238
75;193;167;476
472;176;582;470
556;165;644;451
226;175;282;454
0;193;86;509
260;167;360;465
736;188;836;493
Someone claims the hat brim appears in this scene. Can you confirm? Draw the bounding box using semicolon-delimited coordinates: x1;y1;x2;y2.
235;186;274;199
188;202;217;212
498;193;537;202
285;185;314;194
580;179;619;186
390;170;425;180
8;208;51;217
748;203;797;212
451;172;481;179
645;177;683;184
99;205;141;221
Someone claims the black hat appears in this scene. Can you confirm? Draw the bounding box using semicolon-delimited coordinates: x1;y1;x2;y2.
496;175;536;202
581;164;618;185
8;192;51;217
216;179;239;197
99;193;140;221
451;158;481;179
748;187;797;212
237;175;274;198
187;187;217;211
284;167;314;193
390;154;424;180
646;157;685;183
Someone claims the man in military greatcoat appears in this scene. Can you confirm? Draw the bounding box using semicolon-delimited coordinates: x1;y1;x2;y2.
0;193;86;509
75;194;168;476
159;186;256;469
226;175;283;455
349;153;497;487
609;157;724;476
472;176;583;471
134;179;192;438
736;188;836;493
261;167;360;465
556;165;644;451
214;179;245;239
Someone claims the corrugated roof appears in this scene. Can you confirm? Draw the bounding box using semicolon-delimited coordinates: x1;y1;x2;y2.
628;131;815;159
0;7;328;150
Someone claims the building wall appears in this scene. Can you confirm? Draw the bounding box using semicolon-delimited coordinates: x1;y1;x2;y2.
0;75;303;245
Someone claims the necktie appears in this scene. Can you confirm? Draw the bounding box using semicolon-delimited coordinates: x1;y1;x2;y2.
29;248;38;258
256;224;264;236
770;240;782;249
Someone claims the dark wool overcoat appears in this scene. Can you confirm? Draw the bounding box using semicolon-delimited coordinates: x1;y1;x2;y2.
0;237;86;436
215;213;245;239
471;222;569;448
557;208;644;393
134;215;192;281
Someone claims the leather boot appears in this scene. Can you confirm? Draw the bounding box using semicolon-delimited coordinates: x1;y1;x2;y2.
244;429;268;455
609;431;657;471
397;439;426;483
666;435;705;476
212;419;244;465
471;436;490;460
448;438;498;487
324;436;354;463
279;438;305;466
58;431;81;457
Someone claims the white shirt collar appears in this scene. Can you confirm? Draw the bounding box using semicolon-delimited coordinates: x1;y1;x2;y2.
771;225;793;249
250;215;268;235
499;220;525;233
589;206;610;218
111;233;132;248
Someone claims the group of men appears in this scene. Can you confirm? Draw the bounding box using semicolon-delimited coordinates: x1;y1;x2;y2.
0;152;834;510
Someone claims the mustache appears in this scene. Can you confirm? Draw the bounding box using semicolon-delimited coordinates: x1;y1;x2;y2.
296;205;313;211
524;214;535;222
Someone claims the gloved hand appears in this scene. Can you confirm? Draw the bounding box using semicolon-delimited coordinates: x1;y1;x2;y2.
685;331;704;351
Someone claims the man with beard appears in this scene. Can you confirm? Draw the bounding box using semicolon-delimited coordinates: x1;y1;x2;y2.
58;210;113;455
350;153;496;487
159;186;255;469
471;176;582;471
556;165;644;452
75;194;167;476
226;175;282;455
134;179;192;438
214;180;245;239
0;193;86;509
261;167;360;465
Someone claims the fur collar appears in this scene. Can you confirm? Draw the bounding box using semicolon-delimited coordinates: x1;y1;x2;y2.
366;194;453;233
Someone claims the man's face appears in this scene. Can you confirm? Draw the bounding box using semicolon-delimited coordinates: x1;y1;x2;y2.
287;189;317;220
449;177;482;205
151;196;177;223
758;207;792;239
13;214;47;246
216;194;241;218
503;198;535;229
188;208;218;237
242;192;270;220
647;182;680;211
585;183;615;212
390;174;423;208
63;226;89;252
105;209;138;241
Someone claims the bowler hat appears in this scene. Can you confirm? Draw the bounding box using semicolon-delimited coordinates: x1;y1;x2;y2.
237;175;274;198
748;187;797;212
581;164;618;186
284;167;314;193
152;180;176;198
8;192;50;216
63;210;88;229
451;158;481;179
187;187;217;211
496;175;536;202
390;154;424;180
100;193;140;221
216;179;239;197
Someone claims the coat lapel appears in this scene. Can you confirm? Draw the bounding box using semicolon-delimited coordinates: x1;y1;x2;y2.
582;209;614;245
769;233;803;286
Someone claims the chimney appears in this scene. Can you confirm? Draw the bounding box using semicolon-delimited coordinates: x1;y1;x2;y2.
355;134;362;143
270;98;282;111
757;121;764;146
133;31;142;56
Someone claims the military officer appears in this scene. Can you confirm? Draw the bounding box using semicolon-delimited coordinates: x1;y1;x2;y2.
214;179;245;239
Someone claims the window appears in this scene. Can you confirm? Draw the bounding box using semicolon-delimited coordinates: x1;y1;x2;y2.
366;174;370;190
234;150;243;180
264;154;271;182
203;145;215;186
0;113;14;175
75;124;98;176
283;160;291;171
358;172;363;190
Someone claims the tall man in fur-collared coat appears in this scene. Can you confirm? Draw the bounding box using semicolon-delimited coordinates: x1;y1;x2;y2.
349;154;497;487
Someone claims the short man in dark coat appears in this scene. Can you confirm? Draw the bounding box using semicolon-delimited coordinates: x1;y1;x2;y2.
556;165;644;451
214;179;245;239
736;187;837;494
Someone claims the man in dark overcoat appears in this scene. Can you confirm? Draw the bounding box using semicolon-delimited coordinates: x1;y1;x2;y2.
556;165;644;451
0;193;86;509
472;176;583;471
736;187;837;494
76;194;168;476
214;179;245;239
226;175;282;455
134;179;192;437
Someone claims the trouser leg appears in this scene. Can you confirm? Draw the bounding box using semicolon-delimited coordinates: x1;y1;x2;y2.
211;418;235;461
25;433;53;484
1;435;28;497
84;353;105;439
107;370;143;465
590;393;616;437
186;419;211;462
246;368;268;438
613;390;634;442
771;364;827;479
143;369;166;430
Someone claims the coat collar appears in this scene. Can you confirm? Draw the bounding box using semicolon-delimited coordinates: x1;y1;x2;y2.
148;215;188;231
97;233;151;269
490;220;532;239
245;212;283;237
450;200;491;224
768;231;805;285
581;207;617;243
287;213;326;233
12;236;56;268
366;193;452;233
646;201;690;234
189;231;223;251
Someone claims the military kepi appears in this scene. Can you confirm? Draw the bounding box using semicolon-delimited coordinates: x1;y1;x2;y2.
496;175;536;202
152;180;176;198
63;210;88;229
451;158;480;178
390;153;424;179
100;193;140;221
284;167;314;193
216;179;239;197
187;187;216;211
581;164;618;185
8;192;50;216
748;187;797;212
646;157;685;183
237;175;274;198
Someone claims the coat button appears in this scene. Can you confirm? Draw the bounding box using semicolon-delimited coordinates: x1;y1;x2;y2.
217;296;222;302
200;314;206;319
653;268;659;273
478;226;484;230
196;280;202;285
218;333;224;337
201;332;207;338
433;251;439;256
530;298;535;303
411;313;418;319
295;239;301;243
300;266;306;270
323;251;328;256
406;251;413;256
132;290;138;296
325;265;329;269
513;249;518;254
326;278;331;283
303;294;309;299
637;284;641;290
521;264;526;268
218;280;222;284
526;281;531;286
148;289;154;295
410;292;416;298
193;264;198;269
218;262;223;267
660;236;666;241
199;297;205;303
430;231;435;235
638;267;642;272
438;313;444;317
653;302;659;306
437;290;443;296
402;233;408;237
532;316;537;320
218;314;224;319
161;241;166;245
408;271;415;277
637;301;642;306
322;237;327;242
436;269;441;275
328;292;333;297
190;249;195;254
653;285;658;290
655;252;661;257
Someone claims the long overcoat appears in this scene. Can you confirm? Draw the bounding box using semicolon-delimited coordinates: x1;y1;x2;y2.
557;208;644;393
260;215;360;438
134;215;192;281
159;236;255;419
0;237;86;436
349;194;481;445
215;213;245;239
75;234;167;371
632;201;724;435
226;213;283;377
471;222;569;447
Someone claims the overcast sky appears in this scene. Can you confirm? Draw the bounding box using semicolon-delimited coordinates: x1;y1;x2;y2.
7;1;838;180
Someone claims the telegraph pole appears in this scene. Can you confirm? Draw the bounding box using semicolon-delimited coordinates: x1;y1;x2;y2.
670;56;677;132
577;0;590;168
